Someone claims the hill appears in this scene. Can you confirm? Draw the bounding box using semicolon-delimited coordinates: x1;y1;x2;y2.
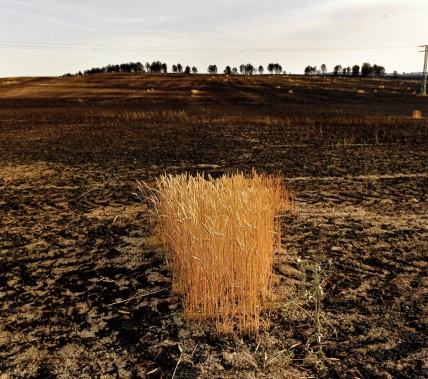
0;73;426;118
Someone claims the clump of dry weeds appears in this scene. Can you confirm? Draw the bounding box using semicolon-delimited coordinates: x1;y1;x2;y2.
146;172;293;334
412;110;422;119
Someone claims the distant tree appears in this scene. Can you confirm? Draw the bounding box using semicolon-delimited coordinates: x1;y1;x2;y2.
184;65;191;74
232;67;238;75
258;65;264;74
224;65;232;75
161;63;168;73
321;64;327;75
304;65;313;75
245;63;255;75
333;65;342;76
145;62;150;73
84;67;103;74
373;64;385;77
265;63;283;74
393;70;398;79
192;66;198;74
207;65;218;74
346;67;351;76
150;61;162;73
352;65;360;76
342;67;347;76
304;65;317;75
135;62;143;73
361;62;372;77
237;64;256;75
177;63;183;73
172;65;178;73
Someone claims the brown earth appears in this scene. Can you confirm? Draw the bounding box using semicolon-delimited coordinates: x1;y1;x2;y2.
0;73;427;378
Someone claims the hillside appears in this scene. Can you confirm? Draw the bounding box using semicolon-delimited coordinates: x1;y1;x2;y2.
0;73;426;118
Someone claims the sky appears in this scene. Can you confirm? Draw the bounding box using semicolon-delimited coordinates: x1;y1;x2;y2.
1;0;427;77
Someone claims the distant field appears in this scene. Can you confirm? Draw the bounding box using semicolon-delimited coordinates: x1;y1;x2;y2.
0;73;426;117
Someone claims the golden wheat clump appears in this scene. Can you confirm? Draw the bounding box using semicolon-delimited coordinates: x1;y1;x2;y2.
151;172;293;334
412;110;422;118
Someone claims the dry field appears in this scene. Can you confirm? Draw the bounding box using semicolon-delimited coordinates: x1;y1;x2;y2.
0;73;427;378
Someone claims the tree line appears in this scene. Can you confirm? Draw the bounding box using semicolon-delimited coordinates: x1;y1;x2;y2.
304;62;386;77
65;60;388;77
64;61;285;76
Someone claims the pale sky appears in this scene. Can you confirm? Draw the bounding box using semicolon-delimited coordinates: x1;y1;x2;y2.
1;0;427;77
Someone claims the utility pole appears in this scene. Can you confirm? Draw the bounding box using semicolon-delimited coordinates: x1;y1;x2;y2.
420;45;428;95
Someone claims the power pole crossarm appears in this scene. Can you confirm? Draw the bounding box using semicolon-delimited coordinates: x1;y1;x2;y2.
420;45;428;96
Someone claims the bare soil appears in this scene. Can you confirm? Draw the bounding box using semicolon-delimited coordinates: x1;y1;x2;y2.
0;73;427;378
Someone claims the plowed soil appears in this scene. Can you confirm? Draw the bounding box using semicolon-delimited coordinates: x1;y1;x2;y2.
1;73;427;378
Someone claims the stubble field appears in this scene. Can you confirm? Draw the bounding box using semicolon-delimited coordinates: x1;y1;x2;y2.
0;73;427;378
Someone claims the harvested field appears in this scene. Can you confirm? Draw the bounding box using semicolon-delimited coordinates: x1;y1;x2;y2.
0;73;427;378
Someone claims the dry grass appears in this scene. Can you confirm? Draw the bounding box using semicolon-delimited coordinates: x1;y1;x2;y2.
148;172;293;334
86;109;190;124
412;110;422;119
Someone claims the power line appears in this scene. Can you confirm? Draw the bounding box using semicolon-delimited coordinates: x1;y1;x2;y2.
0;41;418;53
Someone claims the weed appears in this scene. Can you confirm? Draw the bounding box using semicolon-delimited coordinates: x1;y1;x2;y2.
282;255;334;371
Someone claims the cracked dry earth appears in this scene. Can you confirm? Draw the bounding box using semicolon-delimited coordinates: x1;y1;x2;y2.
1;77;428;378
